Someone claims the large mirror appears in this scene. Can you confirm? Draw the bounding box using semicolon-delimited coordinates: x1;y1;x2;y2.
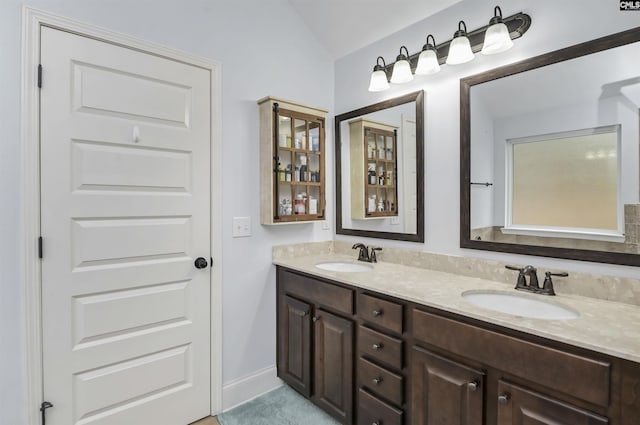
336;91;424;242
461;26;640;266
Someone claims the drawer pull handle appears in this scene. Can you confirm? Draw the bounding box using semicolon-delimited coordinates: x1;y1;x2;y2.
498;394;510;405
372;377;383;385
372;343;384;351
467;381;479;391
372;309;383;317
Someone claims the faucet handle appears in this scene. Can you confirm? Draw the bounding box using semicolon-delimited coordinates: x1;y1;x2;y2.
505;265;524;272
505;265;527;289
370;247;383;263
540;271;568;296
352;243;370;262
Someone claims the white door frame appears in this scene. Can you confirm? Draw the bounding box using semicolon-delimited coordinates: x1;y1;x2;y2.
21;7;223;424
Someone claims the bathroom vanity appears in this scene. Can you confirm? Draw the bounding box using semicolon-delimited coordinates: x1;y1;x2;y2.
275;252;640;425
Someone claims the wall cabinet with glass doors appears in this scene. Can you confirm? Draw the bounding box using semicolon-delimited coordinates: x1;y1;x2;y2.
259;97;327;225
349;118;398;219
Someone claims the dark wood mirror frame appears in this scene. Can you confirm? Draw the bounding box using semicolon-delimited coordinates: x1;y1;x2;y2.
460;26;640;267
335;91;424;242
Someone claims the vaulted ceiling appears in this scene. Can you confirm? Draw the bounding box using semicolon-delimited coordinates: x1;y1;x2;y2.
287;0;463;59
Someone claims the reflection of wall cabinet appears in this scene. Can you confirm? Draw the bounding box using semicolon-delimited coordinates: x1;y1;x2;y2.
259;97;327;225
349;118;398;219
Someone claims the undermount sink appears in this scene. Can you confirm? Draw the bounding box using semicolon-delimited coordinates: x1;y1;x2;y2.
462;290;579;320
315;261;373;272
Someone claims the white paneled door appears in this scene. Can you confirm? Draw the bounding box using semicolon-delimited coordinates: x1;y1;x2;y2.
40;27;211;425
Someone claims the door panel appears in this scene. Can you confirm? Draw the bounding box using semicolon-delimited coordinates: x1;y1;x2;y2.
410;346;484;425
278;295;312;396
314;309;354;424
497;381;608;425
40;27;211;425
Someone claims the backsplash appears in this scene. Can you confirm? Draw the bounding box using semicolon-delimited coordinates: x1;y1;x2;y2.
273;241;640;307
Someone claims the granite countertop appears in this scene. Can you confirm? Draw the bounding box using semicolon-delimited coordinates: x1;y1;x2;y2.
274;253;640;364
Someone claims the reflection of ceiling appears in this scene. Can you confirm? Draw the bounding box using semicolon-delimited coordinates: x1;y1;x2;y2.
473;41;640;119
287;0;462;59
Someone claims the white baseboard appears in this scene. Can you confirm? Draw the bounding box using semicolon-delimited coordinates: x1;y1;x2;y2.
221;366;283;412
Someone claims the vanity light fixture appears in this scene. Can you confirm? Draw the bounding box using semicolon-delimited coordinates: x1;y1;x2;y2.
390;46;414;84
446;21;474;65
368;56;390;92
481;6;514;55
366;6;531;92
415;35;440;75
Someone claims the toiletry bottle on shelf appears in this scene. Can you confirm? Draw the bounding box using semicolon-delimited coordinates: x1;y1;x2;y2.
294;194;306;215
300;155;307;182
309;196;317;215
368;195;376;213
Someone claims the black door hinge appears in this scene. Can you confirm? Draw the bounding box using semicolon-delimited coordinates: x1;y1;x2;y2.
40;401;53;425
37;64;42;88
38;236;43;259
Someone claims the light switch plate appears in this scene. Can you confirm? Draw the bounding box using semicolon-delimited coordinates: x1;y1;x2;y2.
322;221;330;230
232;216;251;238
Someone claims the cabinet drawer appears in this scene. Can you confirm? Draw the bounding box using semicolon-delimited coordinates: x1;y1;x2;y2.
280;268;354;315
358;389;403;425
359;325;403;370
359;357;403;406
358;293;403;334
412;308;611;407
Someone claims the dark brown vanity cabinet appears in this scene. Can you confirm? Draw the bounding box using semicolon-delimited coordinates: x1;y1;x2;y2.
276;266;640;425
277;268;355;424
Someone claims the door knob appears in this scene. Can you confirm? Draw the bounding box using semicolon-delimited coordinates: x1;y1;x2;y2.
467;381;479;391
498;394;510;405
194;257;208;269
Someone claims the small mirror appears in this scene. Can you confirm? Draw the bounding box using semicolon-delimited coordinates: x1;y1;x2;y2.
336;91;424;242
461;27;640;266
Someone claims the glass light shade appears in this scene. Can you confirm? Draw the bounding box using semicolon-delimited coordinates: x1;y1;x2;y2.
481;22;514;55
368;69;390;92
390;59;413;84
415;49;440;75
446;35;474;65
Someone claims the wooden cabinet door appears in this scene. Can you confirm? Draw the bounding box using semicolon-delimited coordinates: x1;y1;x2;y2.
314;308;354;424
410;346;484;425
278;295;312;396
497;380;608;425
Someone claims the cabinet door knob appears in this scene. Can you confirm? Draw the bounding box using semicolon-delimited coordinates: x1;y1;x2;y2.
372;377;383;385
372;422;381;425
372;309;383;317
302;311;309;317
312;316;319;322
498;394;510;405
467;381;479;391
372;343;383;351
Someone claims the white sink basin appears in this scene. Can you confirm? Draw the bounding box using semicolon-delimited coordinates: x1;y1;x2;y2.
315;262;373;272
462;290;579;320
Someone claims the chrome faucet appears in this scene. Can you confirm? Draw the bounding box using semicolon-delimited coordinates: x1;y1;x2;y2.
505;265;568;296
352;243;382;263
